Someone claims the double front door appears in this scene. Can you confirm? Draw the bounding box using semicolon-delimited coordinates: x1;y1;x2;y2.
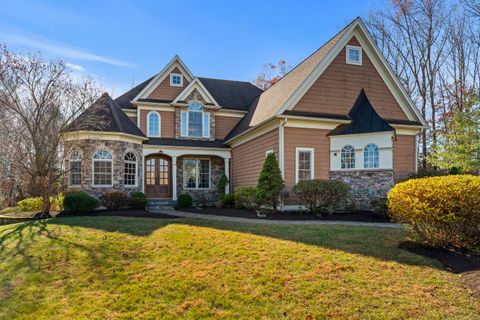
145;155;172;198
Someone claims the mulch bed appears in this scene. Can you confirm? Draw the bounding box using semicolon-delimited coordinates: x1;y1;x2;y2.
178;207;392;223
400;242;480;298
55;209;178;219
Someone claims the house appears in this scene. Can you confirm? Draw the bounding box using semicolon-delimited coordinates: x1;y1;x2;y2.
62;18;427;210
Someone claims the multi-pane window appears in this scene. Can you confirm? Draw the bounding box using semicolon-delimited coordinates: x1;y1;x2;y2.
181;102;210;138
364;144;379;168
296;149;313;182
170;73;183;86
159;159;169;185
147;112;160;137
183;159;210;189
341;145;356;169
70;150;81;186
124;152;137;186
146;159;156;185
93;150;113;186
346;45;362;65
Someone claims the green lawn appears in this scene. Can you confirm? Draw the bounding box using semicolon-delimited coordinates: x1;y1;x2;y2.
0;217;478;319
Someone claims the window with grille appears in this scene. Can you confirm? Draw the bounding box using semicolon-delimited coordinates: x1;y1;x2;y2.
364;144;379;168
70;150;81;186
93;150;113;186
296;148;314;183
341;145;356;169
147;112;160;137
124;152;137;186
183;159;210;189
180;102;210;138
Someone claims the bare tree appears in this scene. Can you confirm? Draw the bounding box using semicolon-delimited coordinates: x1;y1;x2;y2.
254;60;291;90
0;45;102;214
462;0;480;17
367;0;450;168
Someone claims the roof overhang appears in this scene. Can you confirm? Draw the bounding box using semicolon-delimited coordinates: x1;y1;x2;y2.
61;131;148;144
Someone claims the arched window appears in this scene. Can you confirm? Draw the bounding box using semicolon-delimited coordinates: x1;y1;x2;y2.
69;150;81;186
124;152;137;186
180;102;210;138
364;144;379;168
341;145;355;169
147;111;160;137
93;150;113;186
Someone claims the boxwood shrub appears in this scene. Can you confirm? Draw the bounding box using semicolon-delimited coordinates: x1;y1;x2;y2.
177;193;193;208
63;191;99;213
100;191;128;210
233;187;257;209
388;175;480;250
130;192;147;210
293;179;350;215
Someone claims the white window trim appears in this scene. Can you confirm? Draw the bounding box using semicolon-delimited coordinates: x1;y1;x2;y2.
124;152;138;188
265;149;274;157
181;104;210;138
346;45;362;66
183;158;211;190
340;145;356;170
69;150;82;187
295;147;314;184
170;73;183;87
363;143;380;169
92;150;114;188
146;111;161;138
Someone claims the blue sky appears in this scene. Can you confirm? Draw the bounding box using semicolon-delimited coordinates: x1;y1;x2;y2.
0;0;384;97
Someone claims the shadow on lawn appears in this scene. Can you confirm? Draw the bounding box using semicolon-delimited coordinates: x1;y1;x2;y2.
2;215;477;276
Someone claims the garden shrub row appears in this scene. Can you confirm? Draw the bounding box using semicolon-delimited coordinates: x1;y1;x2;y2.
388;174;480;251
293;179;350;215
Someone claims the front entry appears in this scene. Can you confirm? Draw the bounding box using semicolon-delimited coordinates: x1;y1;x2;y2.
145;155;172;198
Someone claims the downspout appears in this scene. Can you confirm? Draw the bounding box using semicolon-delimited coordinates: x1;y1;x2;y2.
279;117;287;211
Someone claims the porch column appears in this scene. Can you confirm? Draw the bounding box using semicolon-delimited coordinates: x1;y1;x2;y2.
172;156;177;201
224;158;230;194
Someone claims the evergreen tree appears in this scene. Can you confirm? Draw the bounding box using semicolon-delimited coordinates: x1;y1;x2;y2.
256;153;284;212
430;93;480;174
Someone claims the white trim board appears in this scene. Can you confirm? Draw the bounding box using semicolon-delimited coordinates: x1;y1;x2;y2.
133;55;194;101
275;18;427;128
173;78;219;107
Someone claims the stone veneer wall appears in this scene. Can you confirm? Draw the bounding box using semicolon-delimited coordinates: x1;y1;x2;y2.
176;156;225;206
64;139;143;198
329;170;394;211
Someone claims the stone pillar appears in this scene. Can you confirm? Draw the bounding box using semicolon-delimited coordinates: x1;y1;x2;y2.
224;158;230;194
172;156;177;201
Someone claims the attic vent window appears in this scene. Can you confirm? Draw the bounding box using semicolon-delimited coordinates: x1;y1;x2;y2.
170;73;183;87
346;45;362;66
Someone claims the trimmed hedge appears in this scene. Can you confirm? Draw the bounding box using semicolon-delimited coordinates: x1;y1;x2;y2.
388;175;480;250
293;179;350;215
177;193;193;208
130;192;147;210
100;191;128;210
17;195;64;212
64;191;99;213
220;193;235;207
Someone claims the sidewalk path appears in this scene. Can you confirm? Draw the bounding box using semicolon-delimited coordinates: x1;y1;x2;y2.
148;208;402;228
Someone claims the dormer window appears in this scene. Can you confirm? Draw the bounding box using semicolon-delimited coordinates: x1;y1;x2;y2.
170;73;183;87
346;45;362;66
180;102;210;138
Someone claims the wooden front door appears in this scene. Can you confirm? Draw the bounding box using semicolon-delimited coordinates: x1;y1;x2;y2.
145;155;172;198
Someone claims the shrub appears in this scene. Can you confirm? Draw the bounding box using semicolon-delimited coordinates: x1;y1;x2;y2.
64;191;99;213
293;179;350;215
177;193;193;208
17;195;64;212
221;193;235;207
370;197;389;217
256;153;284;212
100;192;129;210
234;187;257;209
217;174;229;194
130;192;147;210
388;175;480;250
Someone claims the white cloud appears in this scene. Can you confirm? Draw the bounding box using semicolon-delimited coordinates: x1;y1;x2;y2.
2;33;132;68
65;62;86;72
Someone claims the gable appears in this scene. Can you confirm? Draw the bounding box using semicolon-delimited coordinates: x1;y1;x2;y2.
147;67;190;101
292;37;409;121
173;78;219;106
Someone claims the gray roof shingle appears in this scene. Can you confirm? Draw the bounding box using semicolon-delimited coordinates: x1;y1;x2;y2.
65;93;145;137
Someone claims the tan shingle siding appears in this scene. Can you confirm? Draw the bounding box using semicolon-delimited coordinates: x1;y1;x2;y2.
393;134;416;182
215;116;242;140
147;67;189;101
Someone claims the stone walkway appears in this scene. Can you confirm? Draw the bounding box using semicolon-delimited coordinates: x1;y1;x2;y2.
148;208;402;228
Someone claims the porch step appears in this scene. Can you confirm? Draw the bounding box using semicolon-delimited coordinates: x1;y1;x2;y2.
146;199;174;211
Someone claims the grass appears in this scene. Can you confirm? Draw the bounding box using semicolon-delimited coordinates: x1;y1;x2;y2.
0;206;23;216
0;216;478;319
